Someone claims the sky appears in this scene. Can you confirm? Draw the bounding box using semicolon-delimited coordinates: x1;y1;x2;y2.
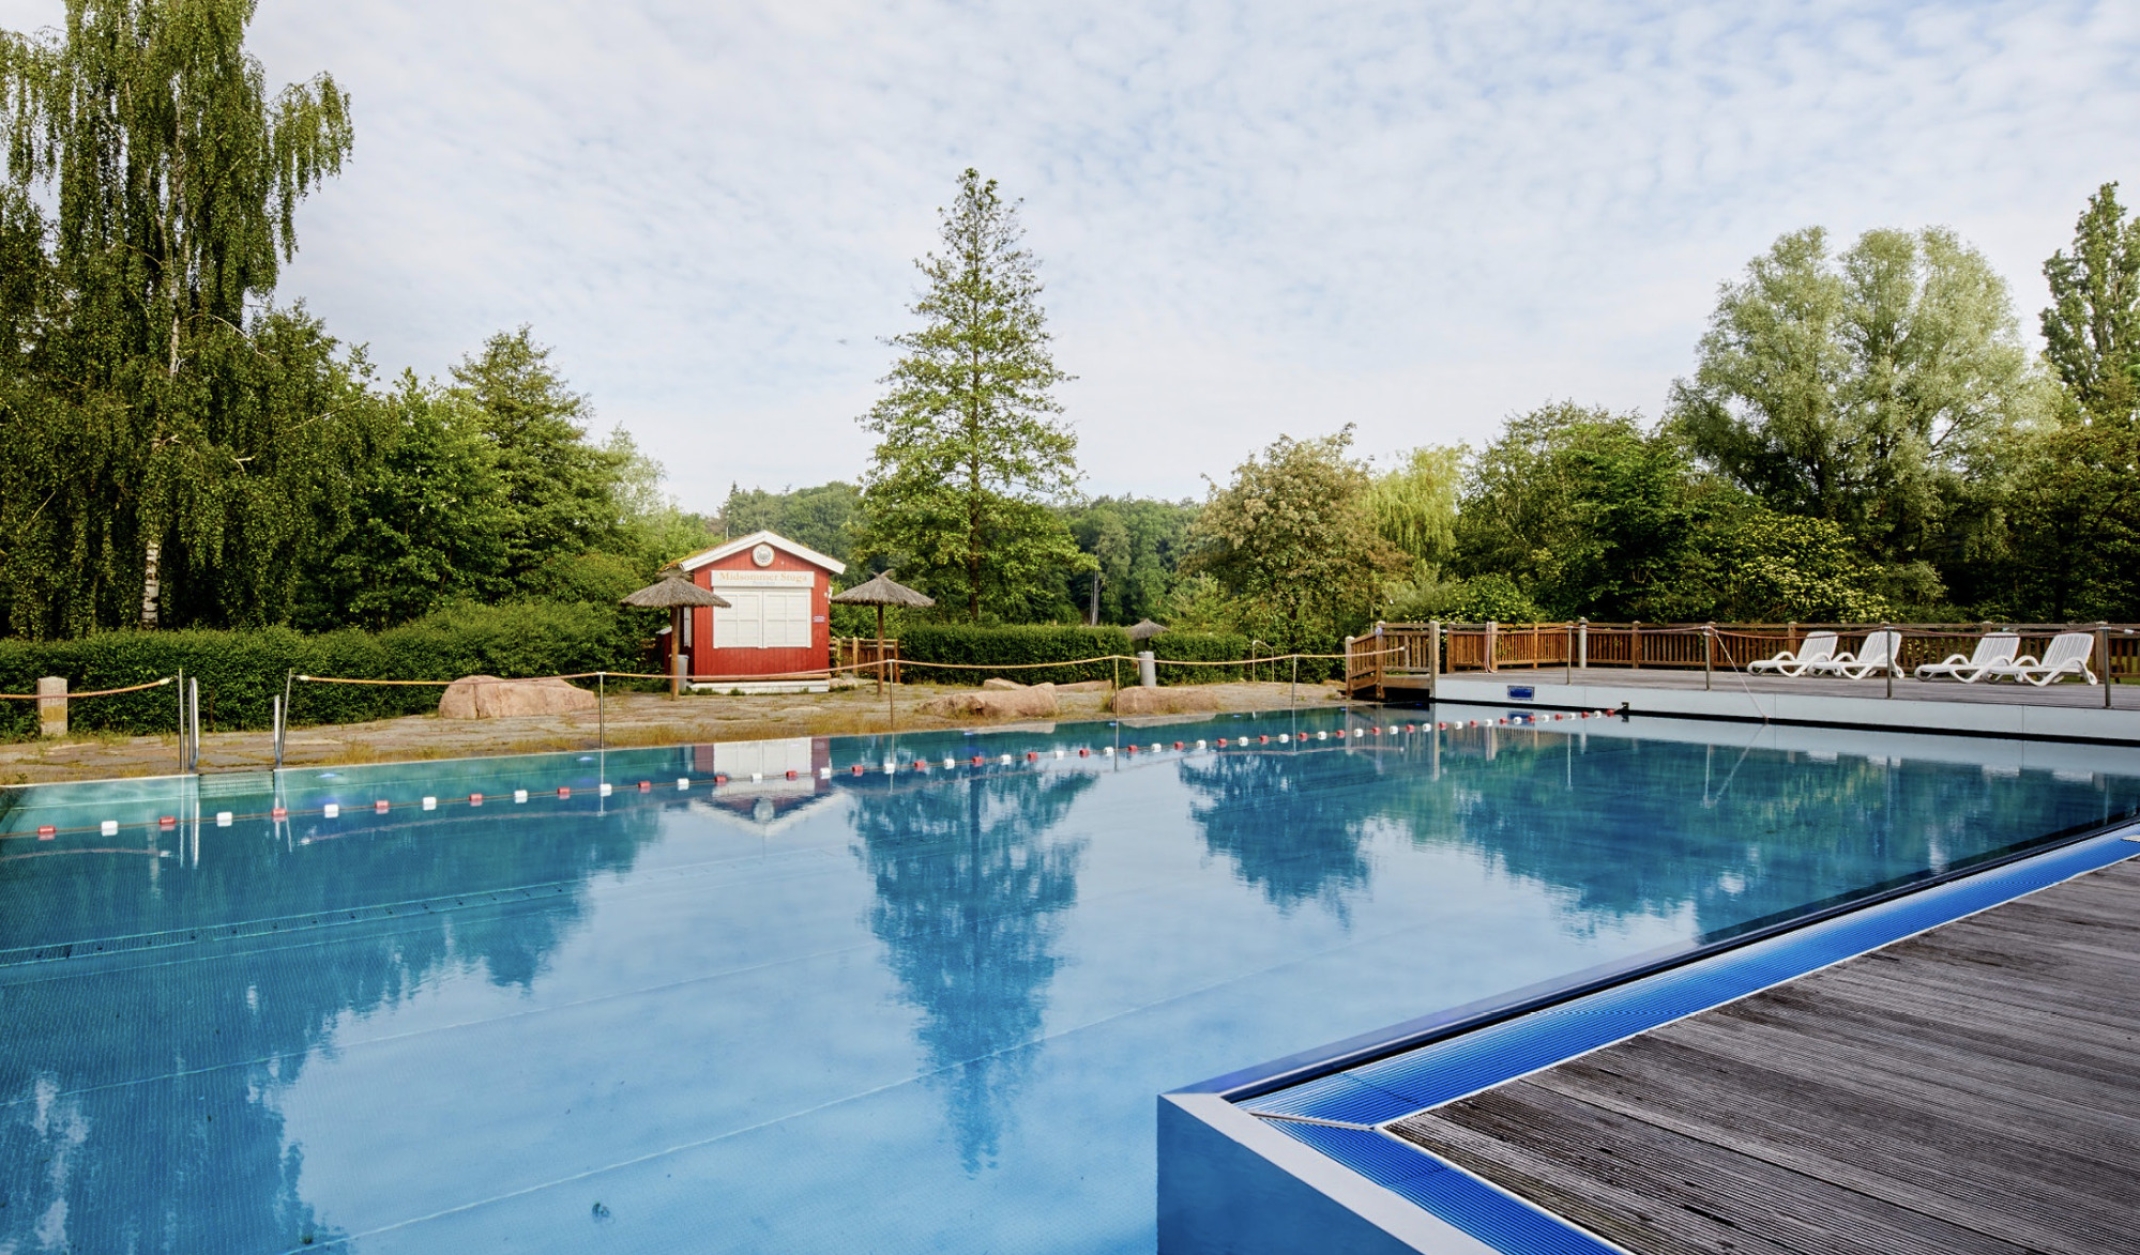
4;1;2137;513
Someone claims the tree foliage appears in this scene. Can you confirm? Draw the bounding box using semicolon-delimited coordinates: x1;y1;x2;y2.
1669;226;2038;576
0;0;356;634
858;169;1091;623
1184;426;1406;648
1063;496;1199;625
721;481;861;566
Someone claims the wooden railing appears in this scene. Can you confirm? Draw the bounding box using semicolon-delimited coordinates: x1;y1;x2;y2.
832;637;901;682
1343;620;2140;699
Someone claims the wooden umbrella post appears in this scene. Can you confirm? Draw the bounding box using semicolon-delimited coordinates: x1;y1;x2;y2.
670;607;682;699
875;604;886;697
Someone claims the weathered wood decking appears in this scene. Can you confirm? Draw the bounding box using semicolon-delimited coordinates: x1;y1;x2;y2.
1392;856;2140;1255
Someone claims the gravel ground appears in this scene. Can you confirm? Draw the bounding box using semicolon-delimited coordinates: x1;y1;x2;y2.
0;680;1355;786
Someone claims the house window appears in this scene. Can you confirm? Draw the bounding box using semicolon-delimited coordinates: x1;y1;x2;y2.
714;587;812;649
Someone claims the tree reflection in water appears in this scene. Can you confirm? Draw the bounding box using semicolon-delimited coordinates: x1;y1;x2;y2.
0;801;664;1253
1178;748;1390;917
848;769;1092;1174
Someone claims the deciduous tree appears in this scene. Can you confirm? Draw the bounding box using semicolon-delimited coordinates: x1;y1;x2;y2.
1184;427;1404;648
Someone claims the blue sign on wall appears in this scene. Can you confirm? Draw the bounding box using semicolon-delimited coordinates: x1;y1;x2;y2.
1506;685;1534;701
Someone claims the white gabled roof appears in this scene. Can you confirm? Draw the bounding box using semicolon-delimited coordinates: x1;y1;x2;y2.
675;530;847;576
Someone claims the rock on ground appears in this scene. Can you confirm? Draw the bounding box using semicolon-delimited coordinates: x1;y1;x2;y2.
920;683;1059;718
1111;686;1221;716
439;676;600;719
981;677;1024;690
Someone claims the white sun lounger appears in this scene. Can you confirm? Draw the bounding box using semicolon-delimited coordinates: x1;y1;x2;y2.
1983;632;2099;686
1808;629;1902;679
1748;631;1837;676
1915;632;2019;683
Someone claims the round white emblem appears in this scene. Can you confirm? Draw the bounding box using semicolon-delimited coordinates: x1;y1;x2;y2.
751;543;775;568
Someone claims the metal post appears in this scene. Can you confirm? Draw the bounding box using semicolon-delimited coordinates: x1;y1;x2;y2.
1704;623;1713;691
1290;655;1298;707
1883;623;1894;699
1427;620;1440;703
272;696;283;771
1485;621;1497;673
598;671;606;751
1566;622;1573;686
176;666;185;775
2099;624;2111;708
1578;618;1588;671
188;676;200;773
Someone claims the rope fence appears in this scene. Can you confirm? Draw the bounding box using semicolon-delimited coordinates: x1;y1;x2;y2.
0;676;175;700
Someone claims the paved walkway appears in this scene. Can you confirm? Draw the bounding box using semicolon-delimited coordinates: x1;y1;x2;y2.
0;681;1338;786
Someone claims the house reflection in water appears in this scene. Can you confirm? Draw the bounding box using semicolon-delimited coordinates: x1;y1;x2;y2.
686;738;839;835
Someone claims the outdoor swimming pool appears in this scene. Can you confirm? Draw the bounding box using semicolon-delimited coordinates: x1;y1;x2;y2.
4;708;2136;1253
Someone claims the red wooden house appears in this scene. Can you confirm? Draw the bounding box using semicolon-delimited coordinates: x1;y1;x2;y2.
672;531;845;686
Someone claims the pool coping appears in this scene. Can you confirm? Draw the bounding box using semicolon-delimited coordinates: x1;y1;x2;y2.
1160;816;2140;1254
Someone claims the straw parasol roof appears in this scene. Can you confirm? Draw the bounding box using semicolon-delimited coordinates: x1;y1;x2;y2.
830;571;935;609
1127;618;1168;641
619;576;731;609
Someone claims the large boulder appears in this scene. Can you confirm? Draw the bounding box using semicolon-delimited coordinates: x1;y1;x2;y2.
1111;686;1220;716
439;675;600;719
981;677;1025;691
920;683;1059;719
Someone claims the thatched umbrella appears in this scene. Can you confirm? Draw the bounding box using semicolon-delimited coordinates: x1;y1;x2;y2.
621;576;731;696
1127;618;1168;642
831;571;934;690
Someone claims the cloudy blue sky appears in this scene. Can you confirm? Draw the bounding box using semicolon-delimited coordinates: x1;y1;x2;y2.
6;1;2136;512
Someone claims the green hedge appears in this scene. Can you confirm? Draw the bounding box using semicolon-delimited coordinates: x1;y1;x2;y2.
898;625;1286;686
899;625;1132;685
0;602;652;739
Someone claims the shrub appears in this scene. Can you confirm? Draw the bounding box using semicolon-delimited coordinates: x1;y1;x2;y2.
1145;631;1252;684
899;625;1131;685
0;602;646;739
896;625;1295;686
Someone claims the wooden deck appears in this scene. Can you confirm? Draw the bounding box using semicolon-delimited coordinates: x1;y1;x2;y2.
1391;855;2140;1255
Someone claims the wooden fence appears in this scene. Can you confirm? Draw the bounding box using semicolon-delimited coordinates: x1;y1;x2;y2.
832;637;901;682
1343;620;2140;698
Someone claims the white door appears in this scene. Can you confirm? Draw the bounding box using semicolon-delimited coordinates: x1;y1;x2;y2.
712;586;812;649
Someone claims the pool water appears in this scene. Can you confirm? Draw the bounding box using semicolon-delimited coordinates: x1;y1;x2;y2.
3;709;2135;1253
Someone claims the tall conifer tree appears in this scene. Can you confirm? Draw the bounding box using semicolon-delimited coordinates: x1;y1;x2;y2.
858;169;1091;622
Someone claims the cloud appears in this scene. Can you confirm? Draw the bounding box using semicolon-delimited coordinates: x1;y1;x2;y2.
3;0;2135;509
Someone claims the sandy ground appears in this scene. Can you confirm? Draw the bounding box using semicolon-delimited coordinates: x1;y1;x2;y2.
0;681;1354;785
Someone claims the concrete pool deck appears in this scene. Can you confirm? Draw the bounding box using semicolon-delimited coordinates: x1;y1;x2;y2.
1415;668;2140;745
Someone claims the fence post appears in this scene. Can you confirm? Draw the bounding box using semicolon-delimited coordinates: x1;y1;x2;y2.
1632;622;1642;669
1577;618;1587;671
1704;624;1713;691
1485;621;1498;673
37;676;66;738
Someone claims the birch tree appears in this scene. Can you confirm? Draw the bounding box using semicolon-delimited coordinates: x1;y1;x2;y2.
0;0;354;632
